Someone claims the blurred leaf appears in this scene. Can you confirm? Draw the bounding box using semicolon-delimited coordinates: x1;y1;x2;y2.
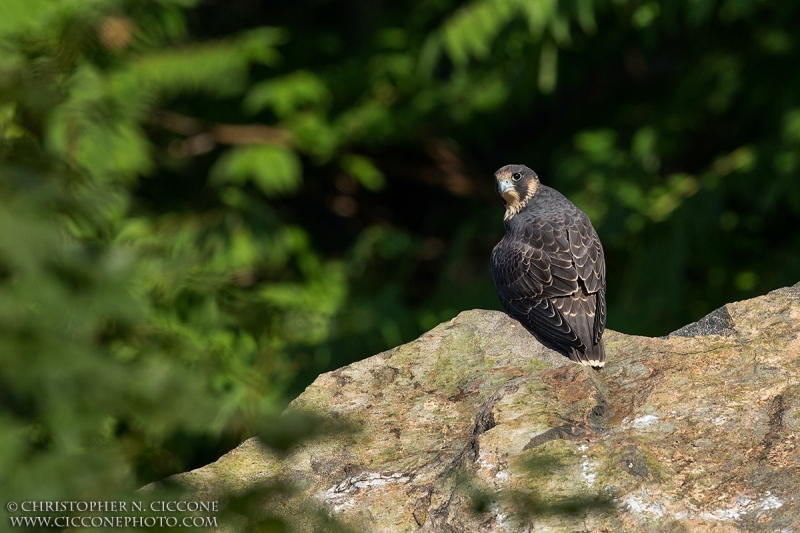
783;109;800;143
538;39;558;94
210;145;302;196
129;42;251;96
0;0;60;40
632;2;660;28
519;0;556;38
257;410;356;455
575;129;617;159
631;127;660;173
340;154;385;191
237;27;287;65
288;113;339;161
711;146;757;177
244;70;330;116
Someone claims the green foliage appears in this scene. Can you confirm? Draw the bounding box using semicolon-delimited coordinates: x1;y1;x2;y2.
244;70;329;117
211;145;302;195
0;2;350;529
2;0;800;530
339;155;385;191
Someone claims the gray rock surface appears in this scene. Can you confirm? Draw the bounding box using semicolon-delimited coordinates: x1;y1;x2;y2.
162;283;800;532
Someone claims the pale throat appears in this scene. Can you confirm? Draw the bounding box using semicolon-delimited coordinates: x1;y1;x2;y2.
502;182;538;222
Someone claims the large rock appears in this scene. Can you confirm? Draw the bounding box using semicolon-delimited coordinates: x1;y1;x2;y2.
167;284;800;532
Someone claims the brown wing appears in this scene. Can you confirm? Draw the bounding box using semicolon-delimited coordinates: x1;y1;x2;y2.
566;213;606;344
491;212;605;356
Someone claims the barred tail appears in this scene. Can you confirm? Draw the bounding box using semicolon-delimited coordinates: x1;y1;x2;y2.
585;338;605;368
569;340;605;368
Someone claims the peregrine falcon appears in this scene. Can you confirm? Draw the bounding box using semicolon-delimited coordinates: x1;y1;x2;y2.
490;164;607;367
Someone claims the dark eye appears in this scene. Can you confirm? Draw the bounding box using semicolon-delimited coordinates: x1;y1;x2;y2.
512;172;522;181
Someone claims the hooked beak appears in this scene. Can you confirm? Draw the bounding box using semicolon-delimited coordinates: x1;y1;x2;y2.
496;179;514;196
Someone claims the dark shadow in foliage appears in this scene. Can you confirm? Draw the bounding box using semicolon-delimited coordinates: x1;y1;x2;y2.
220;482;359;533
256;409;359;456
457;450;613;528
223;410;359;531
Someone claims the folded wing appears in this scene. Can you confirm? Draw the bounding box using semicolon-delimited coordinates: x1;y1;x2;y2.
491;211;605;361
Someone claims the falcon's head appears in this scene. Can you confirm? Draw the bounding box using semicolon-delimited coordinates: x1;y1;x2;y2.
494;164;540;221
